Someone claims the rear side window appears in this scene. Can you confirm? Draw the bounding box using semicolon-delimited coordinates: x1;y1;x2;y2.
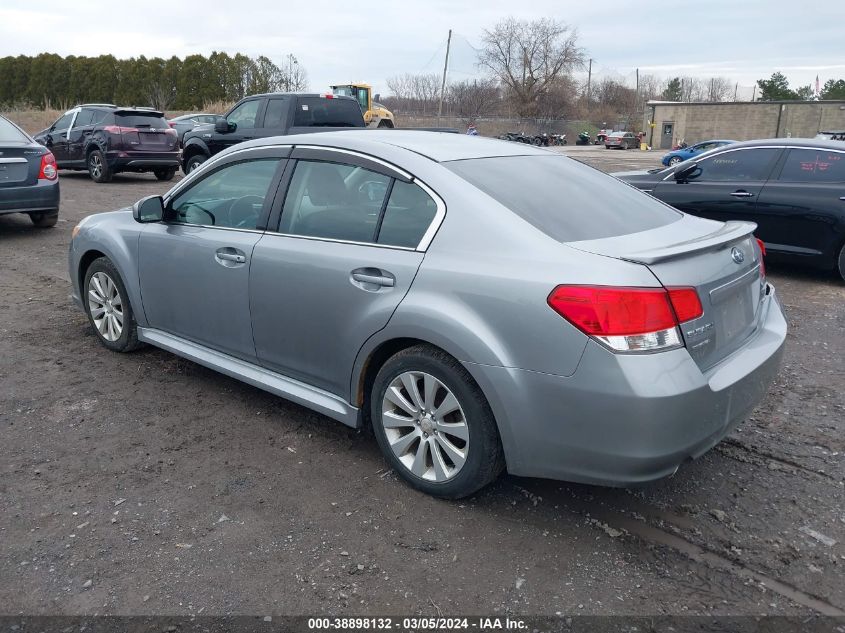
115;113;169;129
293;97;363;127
73;109;94;127
263;99;290;129
686;148;780;182
0;116;29;142
446;155;681;242
377;181;438;248
778;148;845;183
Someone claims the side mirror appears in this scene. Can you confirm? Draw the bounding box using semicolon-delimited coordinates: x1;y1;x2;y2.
673;163;698;182
133;195;164;223
215;119;232;134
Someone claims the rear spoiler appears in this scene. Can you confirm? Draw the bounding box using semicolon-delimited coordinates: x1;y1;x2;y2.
615;221;757;265
115;109;164;117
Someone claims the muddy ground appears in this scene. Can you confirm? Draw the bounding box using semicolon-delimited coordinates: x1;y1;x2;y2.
1;146;843;617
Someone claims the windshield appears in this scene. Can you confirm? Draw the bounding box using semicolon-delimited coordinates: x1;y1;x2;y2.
115;112;169;128
0;116;30;143
446;155;681;242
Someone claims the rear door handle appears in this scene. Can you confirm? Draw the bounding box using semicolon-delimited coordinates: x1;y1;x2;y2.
217;252;245;263
730;191;755;198
215;248;247;267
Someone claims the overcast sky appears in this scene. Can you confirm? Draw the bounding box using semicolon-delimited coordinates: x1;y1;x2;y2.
2;0;843;99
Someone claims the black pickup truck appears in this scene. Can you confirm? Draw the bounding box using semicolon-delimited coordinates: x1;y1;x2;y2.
181;93;365;173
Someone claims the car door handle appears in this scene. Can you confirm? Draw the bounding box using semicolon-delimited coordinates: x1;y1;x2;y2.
729;191;755;198
215;249;247;267
352;271;395;287
217;252;245;263
839;197;845;201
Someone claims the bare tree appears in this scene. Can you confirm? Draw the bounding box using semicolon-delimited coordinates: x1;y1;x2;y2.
448;79;501;122
479;16;585;117
679;77;706;102
704;76;732;102
384;73;440;113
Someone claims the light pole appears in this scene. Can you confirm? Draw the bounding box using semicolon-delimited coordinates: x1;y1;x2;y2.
287;54;298;91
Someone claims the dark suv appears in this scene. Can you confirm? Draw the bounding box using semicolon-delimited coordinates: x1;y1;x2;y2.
181;93;365;173
34;104;180;183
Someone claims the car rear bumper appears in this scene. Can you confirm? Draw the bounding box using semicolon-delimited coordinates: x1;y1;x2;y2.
106;151;180;170
0;179;60;216
463;283;787;486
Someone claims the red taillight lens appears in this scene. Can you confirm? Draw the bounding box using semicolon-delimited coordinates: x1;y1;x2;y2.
548;285;703;353
102;125;139;134
38;152;57;180
168;122;176;128
667;287;703;323
755;237;766;278
547;286;677;336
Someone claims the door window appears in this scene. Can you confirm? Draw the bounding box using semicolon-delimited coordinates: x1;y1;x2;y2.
279;160;391;242
72;109;94;128
52;112;75;131
686;148;780;182
227;100;260;130
376;180;438;248
263;99;290;128
778;148;845;183
169;158;281;229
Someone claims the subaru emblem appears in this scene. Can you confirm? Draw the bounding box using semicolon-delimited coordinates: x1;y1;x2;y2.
731;247;745;264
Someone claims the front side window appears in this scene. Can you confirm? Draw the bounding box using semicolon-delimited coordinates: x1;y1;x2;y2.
279;160;391;243
227;100;260;130
169;159;280;229
778;148;845;183
685;148;780;182
52;112;75;131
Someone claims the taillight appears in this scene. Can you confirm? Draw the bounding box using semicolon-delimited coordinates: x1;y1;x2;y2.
102;125;139;134
38;152;57;180
755;237;766;278
547;285;702;353
164;127;177;136
168;122;176;128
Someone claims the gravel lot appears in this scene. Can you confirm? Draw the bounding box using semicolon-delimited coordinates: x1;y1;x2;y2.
1;144;843;617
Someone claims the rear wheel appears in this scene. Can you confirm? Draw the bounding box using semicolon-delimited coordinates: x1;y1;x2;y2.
87;149;112;183
154;167;177;181
83;257;141;353
370;345;505;499
184;154;207;174
668;156;683;166
377;119;394;128
29;211;58;228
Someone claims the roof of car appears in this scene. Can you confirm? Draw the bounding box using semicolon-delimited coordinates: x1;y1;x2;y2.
723;138;845;150
250;130;552;162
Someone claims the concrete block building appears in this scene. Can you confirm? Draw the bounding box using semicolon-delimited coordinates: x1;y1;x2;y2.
644;100;845;149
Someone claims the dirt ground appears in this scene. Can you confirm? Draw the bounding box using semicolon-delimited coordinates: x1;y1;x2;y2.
1;146;843;618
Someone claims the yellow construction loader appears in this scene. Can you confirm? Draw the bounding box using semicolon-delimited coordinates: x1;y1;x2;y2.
331;83;395;128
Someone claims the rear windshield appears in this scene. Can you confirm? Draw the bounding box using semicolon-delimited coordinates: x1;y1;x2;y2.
115;112;169;128
293;97;363;127
446;155;681;242
0;117;30;142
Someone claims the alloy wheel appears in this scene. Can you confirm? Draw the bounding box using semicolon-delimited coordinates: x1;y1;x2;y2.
90;154;103;178
88;272;123;342
381;371;469;482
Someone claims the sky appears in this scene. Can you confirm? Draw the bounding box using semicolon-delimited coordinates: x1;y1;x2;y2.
1;0;843;100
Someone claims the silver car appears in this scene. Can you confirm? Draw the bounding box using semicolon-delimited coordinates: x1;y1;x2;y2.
68;131;786;498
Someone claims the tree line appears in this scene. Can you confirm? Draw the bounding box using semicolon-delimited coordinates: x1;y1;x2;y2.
0;52;309;111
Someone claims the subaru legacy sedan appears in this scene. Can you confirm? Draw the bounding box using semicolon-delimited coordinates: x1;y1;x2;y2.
68;131;786;498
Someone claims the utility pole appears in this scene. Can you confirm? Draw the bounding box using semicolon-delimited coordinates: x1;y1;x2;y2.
586;58;593;103
437;29;452;123
635;67;639;113
734;82;738;101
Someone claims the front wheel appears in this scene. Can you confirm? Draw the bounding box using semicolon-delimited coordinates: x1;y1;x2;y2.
370;345;505;499
29;211;58;227
154;167;177;181
83;257;142;353
87;149;112;183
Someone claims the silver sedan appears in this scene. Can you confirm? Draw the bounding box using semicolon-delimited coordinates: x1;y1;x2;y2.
68;131;786;498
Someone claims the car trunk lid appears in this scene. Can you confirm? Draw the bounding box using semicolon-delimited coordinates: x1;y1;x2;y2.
113;111;177;151
568;215;765;370
0;143;42;187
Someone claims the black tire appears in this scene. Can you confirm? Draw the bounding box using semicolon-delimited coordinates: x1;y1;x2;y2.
82;257;142;353
87;149;112;183
370;345;505;499
154;167;177;181
837;243;845;282
668;156;683;166
29;211;58;228
377;119;394;128
184;154;207;174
